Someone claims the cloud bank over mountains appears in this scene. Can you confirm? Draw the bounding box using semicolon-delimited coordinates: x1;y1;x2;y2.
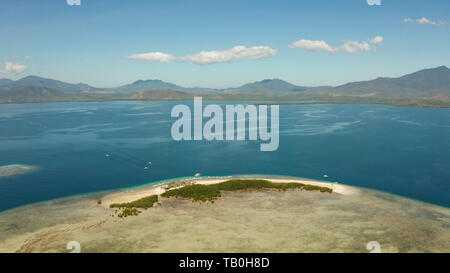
127;36;384;66
126;45;277;65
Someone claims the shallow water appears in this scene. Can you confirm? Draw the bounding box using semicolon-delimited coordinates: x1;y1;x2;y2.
0;180;448;253
0;101;449;211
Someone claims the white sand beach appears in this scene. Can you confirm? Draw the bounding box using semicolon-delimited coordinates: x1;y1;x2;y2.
102;176;358;207
0;175;449;253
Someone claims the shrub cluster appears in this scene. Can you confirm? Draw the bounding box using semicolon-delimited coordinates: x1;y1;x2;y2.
161;179;332;203
117;207;140;218
110;195;159;209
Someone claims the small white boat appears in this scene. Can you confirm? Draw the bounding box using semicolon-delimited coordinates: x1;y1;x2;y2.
144;167;148;170
148;162;152;165
105;154;110;158
323;174;329;178
194;173;201;177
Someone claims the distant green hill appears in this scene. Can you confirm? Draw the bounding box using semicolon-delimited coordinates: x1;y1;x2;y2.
224;79;309;94
0;85;69;101
128;89;193;100
115;79;184;93
324;66;450;97
0;78;13;87
114;79;219;95
11;75;102;93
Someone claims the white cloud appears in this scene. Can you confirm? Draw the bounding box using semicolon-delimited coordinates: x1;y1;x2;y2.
126;45;277;65
288;39;338;53
404;17;448;26
417;17;433;24
371;36;384;45
182;45;277;65
341;41;371;54
340;43;359;54
290;36;383;54
0;61;28;74
341;36;383;54
126;52;176;63
7;56;35;61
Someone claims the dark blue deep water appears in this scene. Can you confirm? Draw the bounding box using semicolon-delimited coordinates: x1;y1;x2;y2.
0;101;449;211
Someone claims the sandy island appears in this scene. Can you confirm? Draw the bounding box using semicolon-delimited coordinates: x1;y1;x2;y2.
0;175;449;253
102;177;358;207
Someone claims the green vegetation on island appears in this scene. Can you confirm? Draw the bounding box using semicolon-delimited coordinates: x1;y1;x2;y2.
117;208;141;218
109;195;159;218
108;179;332;218
161;179;332;202
166;180;193;189
110;195;158;209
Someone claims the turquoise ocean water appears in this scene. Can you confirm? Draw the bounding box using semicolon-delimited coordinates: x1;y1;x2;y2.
0;101;448;211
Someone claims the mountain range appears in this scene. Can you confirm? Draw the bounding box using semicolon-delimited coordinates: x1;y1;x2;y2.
0;66;449;103
319;65;450;97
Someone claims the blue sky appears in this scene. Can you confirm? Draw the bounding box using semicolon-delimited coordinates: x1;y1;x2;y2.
0;0;449;88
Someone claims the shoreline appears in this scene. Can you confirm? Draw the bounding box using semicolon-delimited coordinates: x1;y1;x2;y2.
0;174;355;214
101;175;359;207
0;174;449;253
1;97;449;109
1;174;448;215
